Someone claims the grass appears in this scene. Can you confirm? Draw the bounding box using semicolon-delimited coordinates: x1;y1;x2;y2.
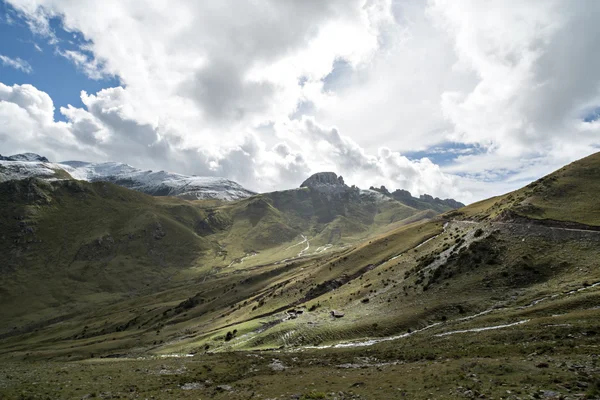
453;151;600;226
1;152;600;399
2;296;599;399
0;177;434;336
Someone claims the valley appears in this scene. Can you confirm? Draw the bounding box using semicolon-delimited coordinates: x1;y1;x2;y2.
1;153;599;399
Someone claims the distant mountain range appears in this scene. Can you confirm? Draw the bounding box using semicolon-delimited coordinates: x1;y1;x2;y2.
369;185;464;213
0;153;255;201
0;153;464;208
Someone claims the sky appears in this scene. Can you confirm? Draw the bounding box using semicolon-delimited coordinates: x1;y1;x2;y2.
1;0;599;204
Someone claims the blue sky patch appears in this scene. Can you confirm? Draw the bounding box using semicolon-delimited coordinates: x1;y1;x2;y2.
0;1;119;121
583;106;600;123
404;142;483;166
322;58;353;93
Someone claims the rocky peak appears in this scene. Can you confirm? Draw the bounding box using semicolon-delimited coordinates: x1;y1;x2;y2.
369;185;464;211
300;172;346;188
300;172;349;195
370;185;391;195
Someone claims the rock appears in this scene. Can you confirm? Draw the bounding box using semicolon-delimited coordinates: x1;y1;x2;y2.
181;382;204;390
154;223;166;240
420;194;434;202
540;390;560;399
300;172;348;194
216;385;232;392
330;310;345;318
301;172;345;188
269;359;286;371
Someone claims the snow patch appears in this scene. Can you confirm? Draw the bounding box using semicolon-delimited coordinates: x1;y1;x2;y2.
0;153;254;201
0;160;66;182
59;161;255;201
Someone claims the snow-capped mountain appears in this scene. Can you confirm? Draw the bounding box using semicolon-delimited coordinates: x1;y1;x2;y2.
0;154;69;182
59;160;255;200
0;153;50;162
0;153;255;201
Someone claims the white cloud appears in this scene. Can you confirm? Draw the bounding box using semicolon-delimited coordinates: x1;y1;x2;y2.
0;83;81;161
2;0;600;203
274;116;466;199
0;82;467;201
0;82;54;124
0;54;33;73
58;50;109;80
431;0;600;153
5;0;393;144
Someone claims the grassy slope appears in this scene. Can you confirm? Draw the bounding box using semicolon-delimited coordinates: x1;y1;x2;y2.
2;153;600;399
1;215;599;399
520;151;600;225
454;151;600;226
0;178;431;335
0;179;215;329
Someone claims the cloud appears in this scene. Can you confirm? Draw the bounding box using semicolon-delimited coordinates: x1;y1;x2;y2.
275;116;466;199
0;83;81;161
432;0;600;153
2;0;600;203
0;54;33;73
3;0;400;154
58;50;109;80
0;82;468;201
0;82;53;123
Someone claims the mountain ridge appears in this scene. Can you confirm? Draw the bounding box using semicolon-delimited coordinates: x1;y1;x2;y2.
370;184;465;212
0;153;255;201
0;152;466;208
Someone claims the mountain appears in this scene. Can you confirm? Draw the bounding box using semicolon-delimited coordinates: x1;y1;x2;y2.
0;153;255;201
2;155;598;399
0;153;49;162
369;184;465;212
0;154;72;181
0;169;450;336
59;160;255;201
449;152;600;226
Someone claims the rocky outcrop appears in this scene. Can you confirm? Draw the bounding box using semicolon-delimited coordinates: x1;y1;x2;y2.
301;172;346;189
369;186;464;212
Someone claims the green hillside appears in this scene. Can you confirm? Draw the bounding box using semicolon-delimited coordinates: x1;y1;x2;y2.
1;154;599;399
0;175;434;336
452;151;600;226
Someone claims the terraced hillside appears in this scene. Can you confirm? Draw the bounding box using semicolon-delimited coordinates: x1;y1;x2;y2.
1;153;599;399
